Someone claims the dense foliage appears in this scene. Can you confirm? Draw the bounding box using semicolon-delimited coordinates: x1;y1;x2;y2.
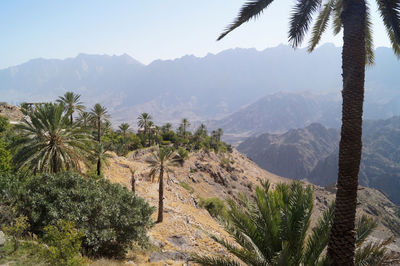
1;172;154;258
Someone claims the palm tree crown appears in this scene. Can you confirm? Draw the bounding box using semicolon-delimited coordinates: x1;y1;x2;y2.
89;103;109;142
14;103;93;173
56;92;85;124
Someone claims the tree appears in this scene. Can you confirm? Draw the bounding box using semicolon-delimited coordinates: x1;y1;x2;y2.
119;123;130;140
192;181;400;266
76;111;90;128
0;140;12;173
57;92;85;125
180;118;190;137
137;113;153;146
146;147;179;223
13;103;93;173
162;123;173;133
217;1;400;264
89;104;109;175
91;143;112;176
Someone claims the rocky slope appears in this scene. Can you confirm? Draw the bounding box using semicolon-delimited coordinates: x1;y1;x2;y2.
238;118;400;204
103;148;400;265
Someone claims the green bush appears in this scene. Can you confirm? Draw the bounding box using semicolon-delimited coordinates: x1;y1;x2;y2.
40;220;86;266
2;215;29;252
19;172;154;258
0;140;12;173
199;197;227;218
179;182;194;193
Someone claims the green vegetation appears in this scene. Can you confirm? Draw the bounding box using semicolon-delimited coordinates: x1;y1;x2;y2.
193;181;400;266
0;240;46;266
199;197;227;219
40;220;86;266
1;215;29;252
179;181;194;193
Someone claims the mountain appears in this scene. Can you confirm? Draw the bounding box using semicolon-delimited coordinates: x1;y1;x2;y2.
237;123;340;179
238;117;400;204
1;44;400;127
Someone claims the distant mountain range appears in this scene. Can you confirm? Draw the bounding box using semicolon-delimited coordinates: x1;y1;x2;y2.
237;117;400;204
1;44;399;128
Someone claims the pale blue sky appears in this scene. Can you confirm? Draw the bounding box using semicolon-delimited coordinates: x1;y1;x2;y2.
0;0;391;69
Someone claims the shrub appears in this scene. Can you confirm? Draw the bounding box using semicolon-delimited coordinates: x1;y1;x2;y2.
179;182;194;193
20;172;154;258
40;220;86;266
0;140;12;173
2;215;29;252
199;197;227;219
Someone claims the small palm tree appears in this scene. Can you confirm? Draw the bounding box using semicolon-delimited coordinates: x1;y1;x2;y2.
119;123;130;139
192;181;400;266
14;103;93;173
162;122;173;133
56;92;85;125
181;118;190;137
146;147;180;223
195;124;208;137
89;104;109;175
137;113;153;146
91;143;112;176
77;111;91;128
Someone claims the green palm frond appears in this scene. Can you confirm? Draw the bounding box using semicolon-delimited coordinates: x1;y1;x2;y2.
365;4;375;65
376;0;400;45
356;215;377;246
388;28;400;58
217;0;275;41
308;0;335;52
303;202;335;266
332;0;342;35
289;0;322;47
355;237;400;266
191;254;242;266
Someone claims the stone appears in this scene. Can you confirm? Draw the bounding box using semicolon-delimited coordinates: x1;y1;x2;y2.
148;251;188;262
0;231;5;246
167;235;187;247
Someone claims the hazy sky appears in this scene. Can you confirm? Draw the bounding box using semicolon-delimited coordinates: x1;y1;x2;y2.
0;0;392;69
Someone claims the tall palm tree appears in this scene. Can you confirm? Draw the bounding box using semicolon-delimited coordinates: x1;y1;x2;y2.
146;147;180;223
192;181;400;266
56;92;85;125
218;1;400;264
14;103;93;173
137;113;153;146
89;104;109;175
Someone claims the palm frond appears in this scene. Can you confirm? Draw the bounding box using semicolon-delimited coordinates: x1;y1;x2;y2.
289;0;322;47
308;0;335;52
217;0;275;41
332;0;342;35
303;202;335;265
355;237;400;266
356;215;377;246
365;4;375;65
190;254;242;266
388;28;400;58
376;0;400;45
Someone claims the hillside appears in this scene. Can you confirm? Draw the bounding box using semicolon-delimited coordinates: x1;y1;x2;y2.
238;117;400;204
102;148;400;264
1;45;400;127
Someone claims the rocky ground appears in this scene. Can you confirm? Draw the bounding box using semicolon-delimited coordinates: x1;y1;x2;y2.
103;148;400;265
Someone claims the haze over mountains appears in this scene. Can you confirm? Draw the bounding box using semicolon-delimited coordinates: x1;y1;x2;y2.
238;117;400;204
1;44;399;130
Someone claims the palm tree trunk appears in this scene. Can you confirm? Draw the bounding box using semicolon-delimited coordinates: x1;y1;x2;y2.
131;174;135;194
157;166;164;223
327;1;366;265
52;151;58;173
97;158;101;176
70;113;73;125
97;118;101;143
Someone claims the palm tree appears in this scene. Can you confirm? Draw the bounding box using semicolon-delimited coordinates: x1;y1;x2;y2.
14;103;93;173
77;111;91;128
137;113;153;146
181;118;190;137
218;1;400;264
192;181;400;266
162;122;173;133
56;92;85;125
195;124;208;137
146;147;179;223
118;123;130;140
91;143;112;176
216;128;223;142
89;104;109;175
